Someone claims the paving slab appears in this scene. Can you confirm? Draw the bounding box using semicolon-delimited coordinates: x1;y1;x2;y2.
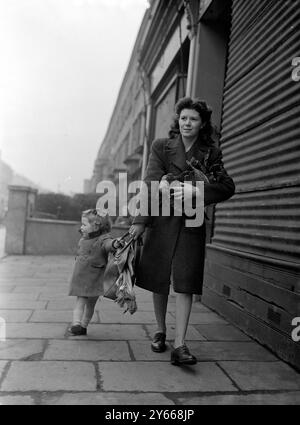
37;285;70;291
0;286;15;293
0;361;8;381
5;323;67;339
42;299;74;307
98;310;175;324
219;361;300;391
10;291;42;299
41;285;69;291
43;340;131;361
98;298;138;311
129;341;277;362
0;293;40;301
0;272;36;279
173;312;227;325
191;302;212;313
0;279;46;286
38;291;71;300
0;396;35;405
129;341;173;361
194;324;251;341
99;361;237;392
29;310;99;323
0;301;47;310
0;300;47;310
36;273;71;279
0;310;32;323
97;298;177;312
177;392;300;405
121;301;175;312
41;392;175;405
134;288;155;300
186;341;278;361
12;287;44;293
146;324;206;341
67;324;147;340
1;361;97;391
97;300;210;313
0;340;45;360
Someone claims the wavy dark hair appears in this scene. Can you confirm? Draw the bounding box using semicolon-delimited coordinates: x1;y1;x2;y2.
82;209;112;234
169;97;215;146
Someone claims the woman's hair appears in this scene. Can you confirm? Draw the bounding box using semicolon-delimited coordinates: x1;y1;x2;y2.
168;97;215;145
82;209;112;234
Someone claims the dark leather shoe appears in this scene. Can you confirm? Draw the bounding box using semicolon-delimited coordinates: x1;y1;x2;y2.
171;344;197;365
68;325;87;336
151;332;166;353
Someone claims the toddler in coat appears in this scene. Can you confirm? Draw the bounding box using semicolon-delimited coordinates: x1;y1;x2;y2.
68;209;123;336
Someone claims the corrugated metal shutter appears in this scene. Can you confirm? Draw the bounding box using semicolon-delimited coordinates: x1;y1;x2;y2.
212;0;300;266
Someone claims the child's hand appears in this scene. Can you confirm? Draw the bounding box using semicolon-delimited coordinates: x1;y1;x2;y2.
112;238;125;250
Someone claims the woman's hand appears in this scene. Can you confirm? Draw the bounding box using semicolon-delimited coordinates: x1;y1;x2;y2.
129;224;146;240
112;238;125;250
172;182;200;202
159;180;169;192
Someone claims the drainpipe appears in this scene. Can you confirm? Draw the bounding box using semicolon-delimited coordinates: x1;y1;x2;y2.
141;101;152;180
184;0;200;97
138;64;152;180
186;33;197;96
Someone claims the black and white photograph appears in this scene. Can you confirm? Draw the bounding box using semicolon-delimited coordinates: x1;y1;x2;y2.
0;0;299;409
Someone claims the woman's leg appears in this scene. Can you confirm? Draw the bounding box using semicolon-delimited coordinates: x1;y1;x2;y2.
153;292;168;334
81;297;99;329
72;297;87;326
174;293;193;348
151;292;168;352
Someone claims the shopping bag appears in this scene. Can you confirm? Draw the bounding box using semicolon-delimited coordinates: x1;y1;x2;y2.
103;232;140;314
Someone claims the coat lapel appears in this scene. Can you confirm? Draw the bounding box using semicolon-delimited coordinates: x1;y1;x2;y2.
165;135;211;173
190;143;211;171
165;135;187;173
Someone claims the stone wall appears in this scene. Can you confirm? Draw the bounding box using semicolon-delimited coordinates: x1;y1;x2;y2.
4;186;129;255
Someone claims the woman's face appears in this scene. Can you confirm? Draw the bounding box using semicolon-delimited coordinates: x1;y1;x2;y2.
179;108;203;139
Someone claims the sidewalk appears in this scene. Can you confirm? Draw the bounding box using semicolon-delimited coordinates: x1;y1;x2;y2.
0;255;299;405
0;226;6;259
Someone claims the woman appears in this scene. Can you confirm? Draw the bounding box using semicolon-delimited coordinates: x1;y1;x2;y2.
129;97;235;366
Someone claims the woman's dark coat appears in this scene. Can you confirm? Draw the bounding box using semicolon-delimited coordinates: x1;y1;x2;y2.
133;135;235;295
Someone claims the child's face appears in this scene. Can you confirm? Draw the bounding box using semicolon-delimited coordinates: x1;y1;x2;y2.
80;217;97;237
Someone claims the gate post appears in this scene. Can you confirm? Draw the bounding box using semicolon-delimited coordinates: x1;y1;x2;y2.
5;185;37;254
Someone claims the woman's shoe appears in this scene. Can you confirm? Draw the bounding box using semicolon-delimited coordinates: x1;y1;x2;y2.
68;325;87;336
171;344;197;365
151;332;166;352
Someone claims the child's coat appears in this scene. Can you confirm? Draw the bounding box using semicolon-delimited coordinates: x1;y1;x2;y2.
69;233;114;297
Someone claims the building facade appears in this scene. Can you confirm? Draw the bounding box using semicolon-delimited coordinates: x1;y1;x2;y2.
89;0;300;368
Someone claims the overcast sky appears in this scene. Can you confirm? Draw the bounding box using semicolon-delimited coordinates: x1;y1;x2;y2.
0;0;148;194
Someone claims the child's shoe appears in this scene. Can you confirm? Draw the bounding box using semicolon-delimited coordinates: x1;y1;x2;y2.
68;325;87;336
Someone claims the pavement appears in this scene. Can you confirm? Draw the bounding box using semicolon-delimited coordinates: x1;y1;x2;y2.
0;226;5;259
0;255;299;406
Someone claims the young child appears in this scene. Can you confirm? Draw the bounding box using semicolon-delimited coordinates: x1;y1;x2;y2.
68;209;123;336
